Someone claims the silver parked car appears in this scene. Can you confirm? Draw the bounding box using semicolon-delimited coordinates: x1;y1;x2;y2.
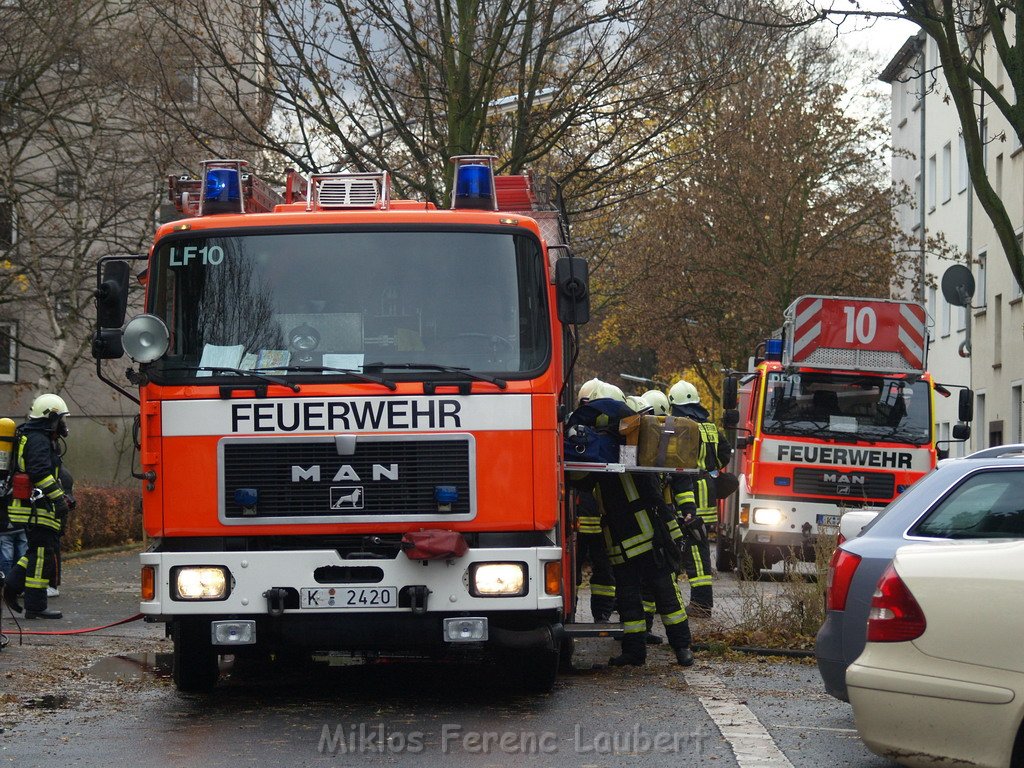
815;445;1024;701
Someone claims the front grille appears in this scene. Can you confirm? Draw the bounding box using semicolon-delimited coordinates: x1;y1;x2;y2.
220;435;474;521
791;467;894;501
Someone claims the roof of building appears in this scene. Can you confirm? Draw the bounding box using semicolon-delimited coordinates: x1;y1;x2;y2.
878;33;924;83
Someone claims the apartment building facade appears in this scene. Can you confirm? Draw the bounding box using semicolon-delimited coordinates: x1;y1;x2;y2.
881;31;1024;455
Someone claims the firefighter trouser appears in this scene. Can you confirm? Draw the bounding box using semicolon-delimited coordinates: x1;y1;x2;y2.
613;555;691;661
576;531;616;620
681;527;713;609
9;525;59;612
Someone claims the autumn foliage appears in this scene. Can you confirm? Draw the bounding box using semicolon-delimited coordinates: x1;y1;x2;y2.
62;484;142;553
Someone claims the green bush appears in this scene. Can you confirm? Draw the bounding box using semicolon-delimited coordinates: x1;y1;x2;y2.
62;484;142;552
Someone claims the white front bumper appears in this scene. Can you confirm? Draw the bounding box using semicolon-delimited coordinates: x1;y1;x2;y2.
140;547;563;616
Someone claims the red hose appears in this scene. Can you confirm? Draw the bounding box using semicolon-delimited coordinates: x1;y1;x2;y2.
5;612;144;636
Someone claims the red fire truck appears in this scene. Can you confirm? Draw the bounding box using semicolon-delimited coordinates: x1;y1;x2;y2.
719;295;972;576
91;157;591;692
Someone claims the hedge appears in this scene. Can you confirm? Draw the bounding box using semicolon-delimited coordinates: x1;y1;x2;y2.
62;484;143;553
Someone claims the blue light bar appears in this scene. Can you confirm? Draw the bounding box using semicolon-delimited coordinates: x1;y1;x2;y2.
765;338;784;361
435;485;459;504
454;164;494;210
206;168;240;202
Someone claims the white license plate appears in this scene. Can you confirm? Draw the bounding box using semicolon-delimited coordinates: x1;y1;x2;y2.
816;513;841;528
300;587;398;609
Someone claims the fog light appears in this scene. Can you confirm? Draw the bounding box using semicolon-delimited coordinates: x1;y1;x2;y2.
443;617;488;642
469;562;527;597
172;566;230;601
753;507;783;526
211;620;256;645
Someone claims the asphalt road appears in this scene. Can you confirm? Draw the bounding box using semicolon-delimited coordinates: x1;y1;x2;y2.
0;551;896;767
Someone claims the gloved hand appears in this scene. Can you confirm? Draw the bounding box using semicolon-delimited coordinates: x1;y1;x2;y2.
678;510;706;538
53;497;70;517
65;494;77;511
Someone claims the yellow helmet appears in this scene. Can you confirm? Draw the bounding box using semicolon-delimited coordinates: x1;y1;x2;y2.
641;390;670;416
29;393;70;420
668;380;700;407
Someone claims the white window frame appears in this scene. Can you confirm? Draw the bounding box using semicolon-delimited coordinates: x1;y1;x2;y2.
927;154;937;210
942;142;952;202
958;134;969;192
942;294;951;336
0;321;16;383
975;392;986;451
1015;231;1024;300
1012;382;1023;444
976;250;987;308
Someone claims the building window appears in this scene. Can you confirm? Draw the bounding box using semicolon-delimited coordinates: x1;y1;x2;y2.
958;134;969;192
942;294;951;336
1015;232;1024;300
0;321;15;383
0;199;13;249
957;304;967;332
56;171;77;199
927;285;937;341
982;118;989;169
914;172;922;213
895;79;906;124
976;393;986;451
927;155;937;210
1013;384;1023;444
994;293;1002;366
996;153;1003;198
942;142;952;202
977;251;987;308
164;64;199;105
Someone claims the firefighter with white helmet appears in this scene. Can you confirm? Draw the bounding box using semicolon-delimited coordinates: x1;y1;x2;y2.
3;394;74;619
641;389;670;416
666;379;732;616
570;377;616;622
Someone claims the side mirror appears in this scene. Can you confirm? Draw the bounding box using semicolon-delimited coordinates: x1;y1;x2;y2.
92;328;125;360
952;423;971;441
723;377;738;410
958;388;974;423
555;257;589;326
96;260;130;329
724;408;739;429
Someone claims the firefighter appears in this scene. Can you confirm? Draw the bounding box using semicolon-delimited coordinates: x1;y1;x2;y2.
667;380;732;616
571;378;616;622
2;394;74;619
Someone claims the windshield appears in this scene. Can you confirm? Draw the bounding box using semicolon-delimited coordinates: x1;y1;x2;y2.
760;371;931;445
146;228;550;380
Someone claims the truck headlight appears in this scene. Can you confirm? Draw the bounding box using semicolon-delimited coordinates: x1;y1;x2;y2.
469;562;527;597
171;566;230;601
752;507;783;526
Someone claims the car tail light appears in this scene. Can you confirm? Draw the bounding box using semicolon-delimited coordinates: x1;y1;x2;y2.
866;563;926;642
826;547;862;611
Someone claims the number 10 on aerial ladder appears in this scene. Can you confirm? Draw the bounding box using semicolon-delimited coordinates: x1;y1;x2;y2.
717;295;973;577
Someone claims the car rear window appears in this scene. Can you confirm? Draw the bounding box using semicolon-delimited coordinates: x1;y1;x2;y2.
911;469;1024;539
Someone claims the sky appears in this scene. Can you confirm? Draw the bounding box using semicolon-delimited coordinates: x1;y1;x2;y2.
828;1;919;75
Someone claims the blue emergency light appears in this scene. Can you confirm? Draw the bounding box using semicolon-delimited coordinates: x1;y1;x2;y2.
765;338;784;361
202;167;243;214
453;163;495;210
435;486;459;504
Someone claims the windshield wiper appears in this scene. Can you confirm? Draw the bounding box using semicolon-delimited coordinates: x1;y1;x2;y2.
363;362;507;389
163;366;301;392
254;365;396;391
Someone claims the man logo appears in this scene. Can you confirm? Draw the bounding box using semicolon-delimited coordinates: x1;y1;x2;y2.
331;486;363;510
823;472;866;496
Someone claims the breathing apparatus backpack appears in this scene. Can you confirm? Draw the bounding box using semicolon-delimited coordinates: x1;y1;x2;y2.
564;398;632;463
0;418;19;531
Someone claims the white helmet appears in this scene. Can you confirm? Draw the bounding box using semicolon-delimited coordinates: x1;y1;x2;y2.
29;393;70;420
594;382;625;402
668;380;700;407
641;390;670;416
625;395;651;413
577;378;603;404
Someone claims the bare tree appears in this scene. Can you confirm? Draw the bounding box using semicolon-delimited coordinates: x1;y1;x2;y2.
134;0;769;212
707;0;1024;291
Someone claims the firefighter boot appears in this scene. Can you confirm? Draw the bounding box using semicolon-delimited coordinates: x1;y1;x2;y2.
3;565;24;613
608;633;647;667
23;588;61;619
666;620;694;667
